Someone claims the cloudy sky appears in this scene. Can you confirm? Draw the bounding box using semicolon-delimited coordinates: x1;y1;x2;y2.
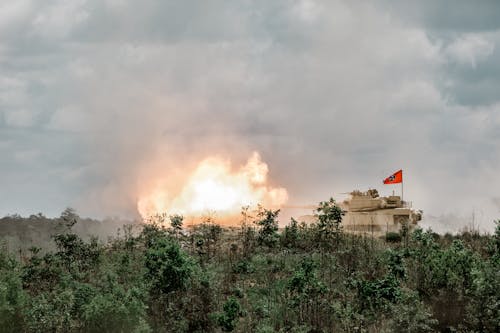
1;0;499;231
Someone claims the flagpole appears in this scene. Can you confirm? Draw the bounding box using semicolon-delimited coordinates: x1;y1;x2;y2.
401;178;404;203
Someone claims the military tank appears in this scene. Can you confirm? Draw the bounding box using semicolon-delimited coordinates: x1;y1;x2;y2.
338;189;421;236
297;188;422;236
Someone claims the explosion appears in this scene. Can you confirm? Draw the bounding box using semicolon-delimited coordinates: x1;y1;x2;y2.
137;152;288;222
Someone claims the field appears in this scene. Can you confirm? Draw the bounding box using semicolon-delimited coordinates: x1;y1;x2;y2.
0;203;499;332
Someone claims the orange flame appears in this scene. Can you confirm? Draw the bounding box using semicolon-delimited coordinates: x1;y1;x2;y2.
137;152;288;222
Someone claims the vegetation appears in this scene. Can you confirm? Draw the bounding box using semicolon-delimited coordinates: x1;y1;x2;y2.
0;204;499;332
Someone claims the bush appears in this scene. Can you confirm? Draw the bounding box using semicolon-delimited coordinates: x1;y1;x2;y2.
217;297;241;332
385;232;402;243
24;289;75;333
145;237;193;295
281;218;300;248
82;283;150;333
388;291;437;333
233;260;255;274
315;198;345;248
255;207;280;248
0;253;26;332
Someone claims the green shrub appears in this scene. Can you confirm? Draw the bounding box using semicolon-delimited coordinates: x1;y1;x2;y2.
217;297;241;332
145;237;193;295
81;283;150;333
255;207;280;248
388;291;437;333
281;218;300;248
0;254;26;332
315;198;345;248
24;289;75;333
385;232;402;243
232;260;255;274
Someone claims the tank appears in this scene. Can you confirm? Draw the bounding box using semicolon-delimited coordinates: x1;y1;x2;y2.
299;189;422;236
339;189;421;236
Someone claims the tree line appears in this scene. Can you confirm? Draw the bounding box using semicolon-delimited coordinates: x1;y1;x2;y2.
0;201;499;332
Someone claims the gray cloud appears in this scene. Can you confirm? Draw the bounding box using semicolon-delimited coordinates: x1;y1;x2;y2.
0;0;499;231
380;0;500;32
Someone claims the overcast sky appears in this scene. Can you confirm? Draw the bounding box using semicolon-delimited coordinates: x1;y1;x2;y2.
1;0;499;232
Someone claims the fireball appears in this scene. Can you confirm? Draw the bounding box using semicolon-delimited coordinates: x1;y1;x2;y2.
137;152;288;222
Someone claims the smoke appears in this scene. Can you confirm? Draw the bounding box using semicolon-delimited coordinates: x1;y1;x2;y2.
493;198;500;215
1;1;499;232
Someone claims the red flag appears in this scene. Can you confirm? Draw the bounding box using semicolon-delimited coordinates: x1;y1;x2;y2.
383;169;402;184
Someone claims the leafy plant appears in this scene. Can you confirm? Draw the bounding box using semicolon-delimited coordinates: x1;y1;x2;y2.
0;252;26;332
145;236;193;295
169;214;184;238
217;297;241;332
385;231;402;243
315;198;345;248
255;206;280;248
281;218;300;248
